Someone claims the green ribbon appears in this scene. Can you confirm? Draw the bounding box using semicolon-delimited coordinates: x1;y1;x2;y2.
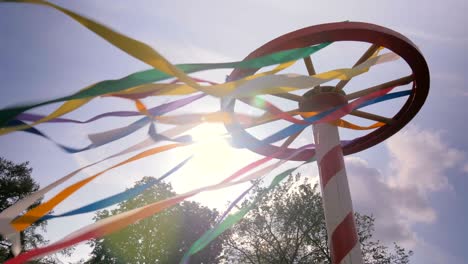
0;43;331;127
181;158;315;262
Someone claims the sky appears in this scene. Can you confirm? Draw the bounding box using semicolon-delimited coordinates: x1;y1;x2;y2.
0;0;467;263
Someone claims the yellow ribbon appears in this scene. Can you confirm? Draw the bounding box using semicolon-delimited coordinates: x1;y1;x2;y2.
0;0;399;136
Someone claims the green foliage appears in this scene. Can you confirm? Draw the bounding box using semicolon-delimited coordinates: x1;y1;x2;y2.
85;176;227;264
224;174;413;264
356;214;413;264
0;157;61;263
0;158;36;212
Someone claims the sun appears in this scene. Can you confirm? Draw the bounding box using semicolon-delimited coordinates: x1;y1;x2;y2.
187;123;236;174
172;121;257;189
171;122;259;209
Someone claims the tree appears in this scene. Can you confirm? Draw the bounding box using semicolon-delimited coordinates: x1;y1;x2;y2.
85;176;227;264
223;174;412;264
0;157;58;263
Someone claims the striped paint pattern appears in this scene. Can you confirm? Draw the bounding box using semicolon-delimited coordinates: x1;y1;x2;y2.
313;122;363;264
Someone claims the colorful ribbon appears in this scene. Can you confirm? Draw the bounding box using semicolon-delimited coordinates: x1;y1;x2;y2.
10;143;186;231
180;161;311;263
15;93;205;125
5;146;315;264
221;52;399;107
0;1;399;135
0;48;396;136
260;86;396;144
181;144;318;263
0;122;197;241
1;88;408;236
0;2;417;263
1;86;411;247
227;89;411;149
39;155;192;221
0;0;332;128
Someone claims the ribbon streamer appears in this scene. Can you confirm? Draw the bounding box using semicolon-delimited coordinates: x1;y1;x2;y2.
0;3;416;263
223;52;398;103
0;87;408;240
0;123;197;240
57;84;406;155
12;106;383;155
0;0;398;133
0;50;395;135
19;93;204;152
40;155;192;221
181;145;317;263
181;163;308;263
260;87;406;145
0;88;409;235
15;93;205;125
10;143;186;231
5;146;315;264
227;89;411;149
5;119;87;153
0;0;398;140
0;57;297;134
116;52;398;101
0;0;332;128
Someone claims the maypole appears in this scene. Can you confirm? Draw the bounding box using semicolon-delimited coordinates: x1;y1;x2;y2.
225;21;430;264
304;87;363;263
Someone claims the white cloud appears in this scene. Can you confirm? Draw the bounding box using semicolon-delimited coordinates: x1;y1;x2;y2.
345;125;468;249
386;125;465;193
346;156;419;247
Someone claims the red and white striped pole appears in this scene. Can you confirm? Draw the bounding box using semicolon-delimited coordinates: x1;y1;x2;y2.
302;89;363;264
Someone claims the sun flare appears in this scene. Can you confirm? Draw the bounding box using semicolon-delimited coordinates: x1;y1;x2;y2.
187;123;236;174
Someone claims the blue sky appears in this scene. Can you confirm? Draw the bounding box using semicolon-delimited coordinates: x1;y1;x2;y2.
0;0;467;263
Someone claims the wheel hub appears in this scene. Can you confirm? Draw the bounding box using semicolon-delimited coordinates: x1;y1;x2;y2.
299;86;347;117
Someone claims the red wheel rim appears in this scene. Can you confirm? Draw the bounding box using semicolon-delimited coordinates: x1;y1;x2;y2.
223;21;430;161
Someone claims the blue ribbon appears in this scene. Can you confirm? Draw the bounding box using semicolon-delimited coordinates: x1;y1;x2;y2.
260;90;412;145
39;155;193;221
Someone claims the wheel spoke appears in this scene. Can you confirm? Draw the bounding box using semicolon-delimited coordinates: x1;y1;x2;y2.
349;110;395;125
269;56;322;103
345;75;413;101
336;44;381;91
303;56;321;93
304;56;318;76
